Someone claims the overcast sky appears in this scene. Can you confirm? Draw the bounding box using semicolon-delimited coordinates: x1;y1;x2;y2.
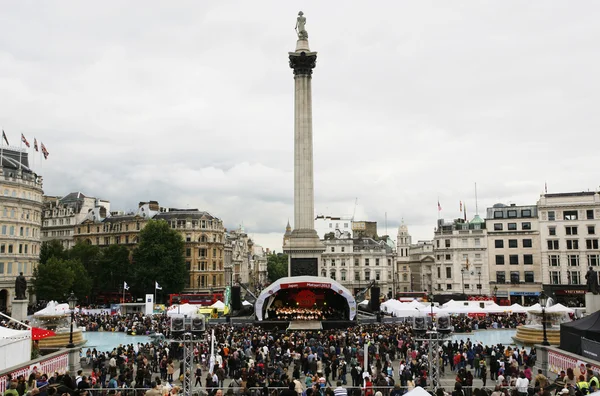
1;2;598;251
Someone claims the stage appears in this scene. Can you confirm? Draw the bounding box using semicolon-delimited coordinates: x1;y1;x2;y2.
287;320;322;331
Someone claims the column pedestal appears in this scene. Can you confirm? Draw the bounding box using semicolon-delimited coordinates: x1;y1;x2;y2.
11;299;28;322
67;348;82;375
586;292;600;314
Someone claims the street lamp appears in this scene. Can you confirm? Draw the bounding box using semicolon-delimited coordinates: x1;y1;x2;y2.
67;292;77;348
428;290;434;327
539;290;550;346
460;268;465;296
493;286;498;302
477;270;482;295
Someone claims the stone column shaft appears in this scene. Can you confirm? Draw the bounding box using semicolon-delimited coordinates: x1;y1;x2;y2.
294;73;314;230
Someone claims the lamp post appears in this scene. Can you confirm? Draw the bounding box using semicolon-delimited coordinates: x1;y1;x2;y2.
428;290;434;328
493;285;498;302
460;268;465;296
477;270;482;295
539;290;550;346
67;292;77;348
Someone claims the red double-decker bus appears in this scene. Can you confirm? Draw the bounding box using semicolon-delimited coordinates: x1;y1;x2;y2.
169;292;224;306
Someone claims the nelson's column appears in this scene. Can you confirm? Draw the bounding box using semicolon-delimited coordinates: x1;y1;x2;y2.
283;11;325;277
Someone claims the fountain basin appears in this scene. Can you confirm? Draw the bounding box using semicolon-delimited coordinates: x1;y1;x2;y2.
512;324;560;345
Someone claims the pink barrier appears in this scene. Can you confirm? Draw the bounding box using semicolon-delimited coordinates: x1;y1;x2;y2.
548;349;600;376
0;352;69;394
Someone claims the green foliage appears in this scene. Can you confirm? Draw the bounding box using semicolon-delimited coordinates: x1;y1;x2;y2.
40;240;67;265
66;259;93;301
68;242;100;272
267;253;288;283
95;245;132;292
33;257;76;301
131;220;186;299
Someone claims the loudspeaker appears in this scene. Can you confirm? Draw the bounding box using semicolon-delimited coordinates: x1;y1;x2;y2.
370;287;380;312
437;316;453;333
171;317;184;332
413;316;427;332
192;316;206;332
231;286;242;311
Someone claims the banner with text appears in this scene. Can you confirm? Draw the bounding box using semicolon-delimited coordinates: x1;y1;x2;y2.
582;337;600;361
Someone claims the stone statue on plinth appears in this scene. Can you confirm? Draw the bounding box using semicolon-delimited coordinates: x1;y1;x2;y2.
15;272;27;300
295;11;308;39
586;266;599;295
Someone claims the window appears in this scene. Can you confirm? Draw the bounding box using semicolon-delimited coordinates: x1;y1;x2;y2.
548;211;556;221
507;210;517;218
365;271;370;281
330;271;336;280
0;245;3;253
475;253;481;260
446;284;452;290
522;222;531;230
375;271;381;281
494;211;504;219
570;271;581;285
330;259;335;267
330;247;334;252
522;209;532;217
495;240;504;248
566;226;578;235
186;261;191;271
587;239;599;250
510;271;520;283
496;271;506;283
568;254;580;266
567;240;579;250
508;223;517;230
523;239;532;248
354;258;359;266
186;248;191;257
403;274;408;281
465;284;470;290
547;240;559;250
462;239;468;247
446;267;452;279
524;254;533;265
341;247;345;253
549;227;556;236
387;259;391;266
550;271;561;284
341;260;346;267
564;210;578;220
509;239;518;248
375;258;380;266
589;226;596;235
437;267;441;278
589;255;600;267
445;239;451;248
509;255;519;265
354;271;360;281
524;271;534;283
341;271;346;281
365;259;369;266
445;254;451;260
494;223;503;231
496;255;505;265
587;209;594;220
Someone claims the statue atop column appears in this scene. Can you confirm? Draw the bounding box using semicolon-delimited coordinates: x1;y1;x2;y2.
586;266;599;294
15;272;27;300
295;11;308;39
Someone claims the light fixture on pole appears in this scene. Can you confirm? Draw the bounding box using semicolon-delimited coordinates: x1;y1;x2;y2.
477;270;482;295
539;290;550;346
493;285;498;301
67;292;77;348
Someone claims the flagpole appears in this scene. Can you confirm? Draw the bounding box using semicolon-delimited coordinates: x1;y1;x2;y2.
154;283;157;310
19;134;22;171
0;129;4;170
123;283;125;304
474;182;479;216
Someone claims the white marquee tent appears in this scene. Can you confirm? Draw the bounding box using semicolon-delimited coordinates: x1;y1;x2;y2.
0;326;31;371
483;303;506;314
210;300;226;309
508;303;527;314
166;303;199;317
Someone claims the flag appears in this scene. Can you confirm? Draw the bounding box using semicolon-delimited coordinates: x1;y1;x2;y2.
41;143;49;159
2;130;8;145
124;281;129;290
34;138;38;152
545;182;548;194
21;133;30;148
460;201;463;212
155;281;162;290
438;201;442;212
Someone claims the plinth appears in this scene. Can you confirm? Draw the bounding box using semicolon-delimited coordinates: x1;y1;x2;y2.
586;292;600;314
11;299;28;322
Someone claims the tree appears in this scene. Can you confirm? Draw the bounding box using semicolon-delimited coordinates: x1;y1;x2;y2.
40;240;67;265
131;220;186;299
267;253;288;283
95;245;132;292
33;257;75;301
66;259;92;302
69;242;100;273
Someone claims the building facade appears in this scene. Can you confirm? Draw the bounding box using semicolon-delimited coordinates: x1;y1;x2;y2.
485;203;542;305
539;192;600;307
0;149;44;313
320;231;396;298
314;215;352;239
433;216;490;296
42;192;110;249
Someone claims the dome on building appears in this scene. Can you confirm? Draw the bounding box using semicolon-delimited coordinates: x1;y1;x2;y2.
492;203;506;208
397;219;408;234
471;214;484;224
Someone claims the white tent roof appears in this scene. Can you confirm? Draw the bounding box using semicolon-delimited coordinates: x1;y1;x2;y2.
166;303;198;317
526;303;542;312
381;300;419;317
34;301;70;316
419;305;442;314
508;303;527;313
242;301;252;306
358;299;370;306
442;299;456;308
210;300;225;309
404;387;431;396
407;300;427;309
0;326;31;371
441;305;486;314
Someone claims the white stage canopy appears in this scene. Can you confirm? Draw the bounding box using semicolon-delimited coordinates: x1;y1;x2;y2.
0;326;31;371
166;303;199;317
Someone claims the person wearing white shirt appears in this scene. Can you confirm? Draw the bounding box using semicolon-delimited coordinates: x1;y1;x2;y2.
516;372;529;396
